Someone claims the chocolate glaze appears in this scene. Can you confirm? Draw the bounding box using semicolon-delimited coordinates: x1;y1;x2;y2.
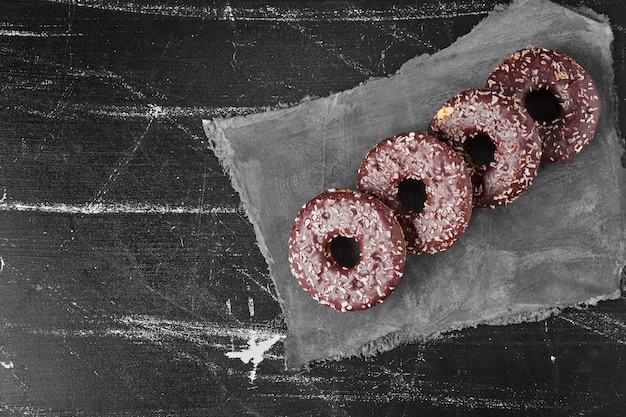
428;88;542;208
486;45;601;163
356;132;473;254
288;189;406;312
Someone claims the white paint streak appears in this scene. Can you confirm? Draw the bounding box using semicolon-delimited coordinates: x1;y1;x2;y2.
259;389;546;410
18;101;264;121
558;310;626;345
0;257;4;274
0;29;80;37
19;315;286;382
44;1;490;21
0;201;241;215
112;315;285;349
222;4;235;22
0;361;14;369
86;104;264;119
226;332;284;383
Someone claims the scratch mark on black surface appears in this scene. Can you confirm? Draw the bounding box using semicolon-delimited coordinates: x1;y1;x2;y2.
16;101;265;121
0;29;81;37
59;326;103;379
379;41;394;73
0;200;241;215
194;159;209;264
94;105;266;151
384;22;437;50
47;78;75;120
0;346;28;392
230;41;239;72
0;46;148;101
188;158;213;314
110;314;285;355
13;314;286;396
95;69;149;100
122;240;221;320
235;267;278;302
256;381;547;410
44;1;493;22
558;309;626;345
93;107;160;204
65;0;76;35
287;21;375;78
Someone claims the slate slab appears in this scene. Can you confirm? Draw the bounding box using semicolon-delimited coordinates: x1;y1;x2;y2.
203;0;626;368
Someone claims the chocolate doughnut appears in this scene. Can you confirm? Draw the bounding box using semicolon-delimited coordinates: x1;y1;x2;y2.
486;45;601;163
288;189;406;312
356;132;472;254
427;88;542;208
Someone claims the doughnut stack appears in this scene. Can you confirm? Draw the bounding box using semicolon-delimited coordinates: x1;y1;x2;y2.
288;45;601;312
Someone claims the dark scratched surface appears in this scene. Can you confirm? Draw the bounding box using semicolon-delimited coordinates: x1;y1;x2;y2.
0;0;625;415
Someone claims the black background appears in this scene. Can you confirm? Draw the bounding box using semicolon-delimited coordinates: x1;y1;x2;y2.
1;0;625;415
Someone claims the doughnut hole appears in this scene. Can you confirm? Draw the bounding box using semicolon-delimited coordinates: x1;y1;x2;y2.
465;133;496;169
524;88;561;123
327;236;361;269
397;178;427;212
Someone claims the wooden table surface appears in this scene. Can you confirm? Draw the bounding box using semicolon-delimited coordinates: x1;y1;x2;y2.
1;0;625;415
